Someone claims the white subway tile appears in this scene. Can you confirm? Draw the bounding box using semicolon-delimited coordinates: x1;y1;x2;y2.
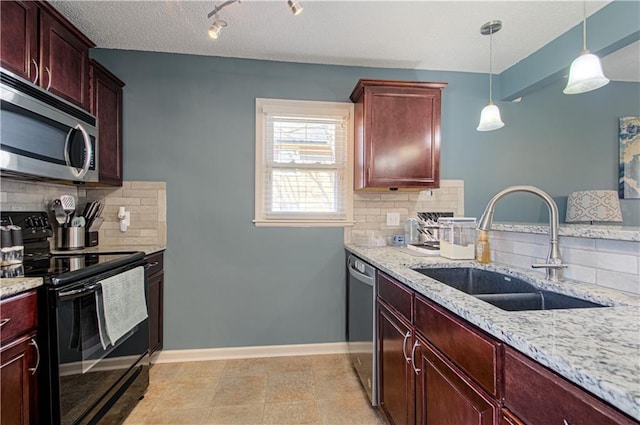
595;239;640;256
380;193;409;201
122;189;159;198
365;215;383;223
369;201;395;208
353;208;381;215
491;238;515;253
595;270;640;295
563;264;597;284
513;241;548;258
561;247;598;268
596;252;638;274
353;193;381;201
129;181;165;190
560;237;596;250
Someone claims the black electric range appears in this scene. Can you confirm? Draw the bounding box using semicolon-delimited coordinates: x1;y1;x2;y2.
1;211;150;425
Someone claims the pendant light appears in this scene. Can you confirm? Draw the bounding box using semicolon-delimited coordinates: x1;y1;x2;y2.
477;20;504;132
563;1;609;94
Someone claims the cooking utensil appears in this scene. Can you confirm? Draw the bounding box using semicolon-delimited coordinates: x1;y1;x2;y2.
60;195;75;212
51;200;66;226
71;216;85;227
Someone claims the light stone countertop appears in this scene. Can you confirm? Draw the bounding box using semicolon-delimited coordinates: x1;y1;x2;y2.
345;244;640;421
0;277;43;299
491;222;640;241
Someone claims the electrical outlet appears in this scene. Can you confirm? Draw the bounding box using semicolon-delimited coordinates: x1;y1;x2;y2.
386;212;400;226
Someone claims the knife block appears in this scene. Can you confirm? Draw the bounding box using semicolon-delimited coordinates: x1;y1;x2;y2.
85;231;99;247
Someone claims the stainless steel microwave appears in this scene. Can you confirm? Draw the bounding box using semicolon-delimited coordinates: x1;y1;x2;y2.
0;69;98;183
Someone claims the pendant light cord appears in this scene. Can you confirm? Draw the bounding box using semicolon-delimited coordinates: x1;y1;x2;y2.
489;29;493;103
582;0;587;52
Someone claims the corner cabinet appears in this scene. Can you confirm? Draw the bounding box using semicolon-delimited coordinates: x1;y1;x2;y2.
0;1;94;109
146;251;164;356
90;59;125;186
350;79;447;190
0;290;40;425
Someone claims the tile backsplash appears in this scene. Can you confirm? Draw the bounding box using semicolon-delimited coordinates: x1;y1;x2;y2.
490;231;640;295
345;180;464;244
0;178;166;249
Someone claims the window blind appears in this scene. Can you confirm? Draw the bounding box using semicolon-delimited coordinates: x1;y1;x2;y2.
262;111;348;220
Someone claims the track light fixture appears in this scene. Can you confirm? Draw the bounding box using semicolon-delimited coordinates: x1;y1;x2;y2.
207;0;303;40
563;1;609;94
288;0;303;16
477;20;505;132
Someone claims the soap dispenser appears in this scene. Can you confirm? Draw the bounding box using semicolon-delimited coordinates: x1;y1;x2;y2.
476;231;491;264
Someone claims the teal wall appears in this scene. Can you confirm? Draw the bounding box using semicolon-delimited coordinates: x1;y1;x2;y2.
90;49;639;350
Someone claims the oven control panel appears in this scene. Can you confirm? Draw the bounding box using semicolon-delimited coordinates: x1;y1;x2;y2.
0;211;53;240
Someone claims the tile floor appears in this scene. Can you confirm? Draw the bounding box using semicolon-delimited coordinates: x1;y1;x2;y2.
123;354;386;425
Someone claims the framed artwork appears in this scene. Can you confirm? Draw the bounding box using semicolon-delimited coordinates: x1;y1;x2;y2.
619;116;640;199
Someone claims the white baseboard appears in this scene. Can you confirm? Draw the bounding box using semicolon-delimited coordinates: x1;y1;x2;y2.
153;342;348;364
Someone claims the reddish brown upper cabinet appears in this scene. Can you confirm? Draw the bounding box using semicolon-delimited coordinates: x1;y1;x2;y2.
0;291;40;425
0;1;38;81
350;79;447;190
90;59;125;186
0;1;94;110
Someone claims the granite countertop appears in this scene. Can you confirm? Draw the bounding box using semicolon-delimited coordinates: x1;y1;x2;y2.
345;244;640;421
0;277;43;299
490;222;640;242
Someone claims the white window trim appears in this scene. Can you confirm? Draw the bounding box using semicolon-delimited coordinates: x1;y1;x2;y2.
254;98;354;228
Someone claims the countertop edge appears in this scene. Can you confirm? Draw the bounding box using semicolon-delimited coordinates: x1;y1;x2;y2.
491;223;640;241
0;277;43;299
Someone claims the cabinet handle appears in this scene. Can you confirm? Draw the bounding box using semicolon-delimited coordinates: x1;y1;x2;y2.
0;318;10;327
28;338;40;375
44;66;52;90
31;59;39;84
401;331;411;363
563;421;571;425
149;261;159;267
411;340;421;374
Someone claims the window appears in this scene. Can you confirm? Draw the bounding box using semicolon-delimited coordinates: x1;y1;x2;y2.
254;98;354;227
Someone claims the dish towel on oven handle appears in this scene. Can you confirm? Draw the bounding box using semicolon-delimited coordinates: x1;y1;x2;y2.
99;266;148;345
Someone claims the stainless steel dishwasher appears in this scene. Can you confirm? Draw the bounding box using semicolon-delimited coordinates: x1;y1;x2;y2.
346;253;378;406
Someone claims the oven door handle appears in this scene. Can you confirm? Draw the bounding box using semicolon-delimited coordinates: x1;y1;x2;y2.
58;283;101;301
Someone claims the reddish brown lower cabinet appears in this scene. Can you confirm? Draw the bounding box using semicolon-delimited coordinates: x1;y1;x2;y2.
503;347;637;425
146;251;165;356
415;336;498;425
501;408;524;425
378;303;414;425
0;291;39;425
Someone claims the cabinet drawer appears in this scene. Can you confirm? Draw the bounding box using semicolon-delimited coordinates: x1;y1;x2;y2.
414;294;501;396
504;347;636;425
377;272;412;322
146;251;164;277
0;291;38;345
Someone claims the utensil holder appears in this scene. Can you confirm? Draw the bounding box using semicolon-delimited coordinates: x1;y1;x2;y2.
56;227;85;250
85;231;99;247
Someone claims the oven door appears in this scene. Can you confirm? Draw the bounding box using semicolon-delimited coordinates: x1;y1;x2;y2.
45;265;149;425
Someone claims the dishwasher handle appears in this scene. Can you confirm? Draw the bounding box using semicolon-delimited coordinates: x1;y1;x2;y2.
348;255;375;287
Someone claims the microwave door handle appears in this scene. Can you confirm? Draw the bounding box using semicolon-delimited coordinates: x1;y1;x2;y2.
64;124;92;179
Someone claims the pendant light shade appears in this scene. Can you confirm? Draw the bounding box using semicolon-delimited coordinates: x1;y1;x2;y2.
477;103;505;131
563;1;610;94
563;51;610;94
477;20;504;132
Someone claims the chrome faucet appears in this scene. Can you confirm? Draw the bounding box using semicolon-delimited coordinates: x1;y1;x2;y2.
478;185;567;282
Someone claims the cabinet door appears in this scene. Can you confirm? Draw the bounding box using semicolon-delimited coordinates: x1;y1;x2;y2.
415;337;497;425
0;1;38;81
39;8;91;109
147;271;164;355
90;60;124;186
0;334;37;425
378;304;414;425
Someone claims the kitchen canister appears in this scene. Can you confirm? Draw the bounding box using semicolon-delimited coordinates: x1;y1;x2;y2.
404;218;420;245
56;227;85;250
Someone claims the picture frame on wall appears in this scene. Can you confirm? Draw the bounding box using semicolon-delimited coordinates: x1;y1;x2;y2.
619;116;640;199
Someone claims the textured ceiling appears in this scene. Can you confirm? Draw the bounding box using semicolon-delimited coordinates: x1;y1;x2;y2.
49;1;636;80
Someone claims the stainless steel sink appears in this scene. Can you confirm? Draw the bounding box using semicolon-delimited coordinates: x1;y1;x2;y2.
413;267;607;311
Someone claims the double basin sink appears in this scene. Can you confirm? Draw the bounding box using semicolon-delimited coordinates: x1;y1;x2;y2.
413;267;607;312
